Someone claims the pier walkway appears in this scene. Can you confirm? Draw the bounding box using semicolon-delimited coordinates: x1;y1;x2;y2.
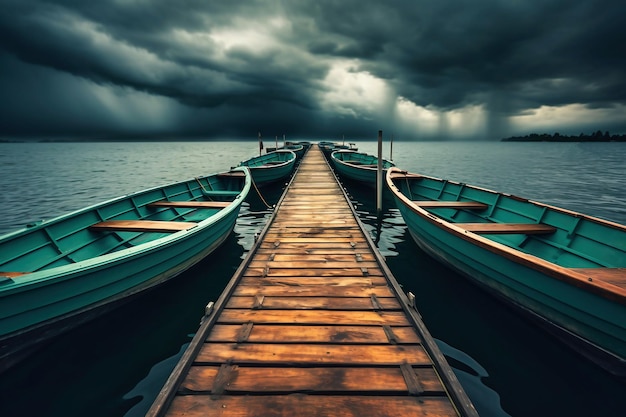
148;145;477;417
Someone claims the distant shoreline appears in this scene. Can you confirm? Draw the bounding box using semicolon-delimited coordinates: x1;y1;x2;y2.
501;131;626;142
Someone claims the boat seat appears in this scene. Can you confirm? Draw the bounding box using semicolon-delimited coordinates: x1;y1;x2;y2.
90;220;197;233
454;223;556;234
217;171;246;177
414;201;488;210
263;161;285;166
389;172;421;179
0;271;28;278
201;190;241;197
148;201;231;209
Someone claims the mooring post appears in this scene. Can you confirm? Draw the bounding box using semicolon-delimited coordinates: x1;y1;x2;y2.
377;130;383;214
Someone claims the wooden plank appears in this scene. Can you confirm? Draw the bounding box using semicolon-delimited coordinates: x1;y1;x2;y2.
239;277;387;286
225;296;401;310
247;260;380;269
256;247;372;255
571;268;626;288
455;222;556;234
216;309;411;326
148;201;231;208
281;195;343;201
414;200;488;210
0;271;28;278
168;395;457;417
89;220;197;233
243;268;383;278
259;240;367;248
263;232;360;239
206;324;419;344
233;285;396;297
389;171;422;179
195;343;430;365
253;253;377;262
182;366;442;393
217;171;246;177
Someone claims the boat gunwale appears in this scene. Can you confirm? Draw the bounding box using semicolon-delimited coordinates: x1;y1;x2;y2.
386;167;626;305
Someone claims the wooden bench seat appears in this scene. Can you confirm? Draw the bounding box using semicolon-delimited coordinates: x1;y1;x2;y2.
389;171;422;179
201;190;241;197
90;220;197;233
454;223;556;235
217;171;246;177
0;271;28;278
414;201;488;210
148;201;231;209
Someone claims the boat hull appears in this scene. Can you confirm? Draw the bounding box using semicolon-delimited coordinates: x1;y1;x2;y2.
0;168;251;372
239;150;296;186
331;150;395;187
387;168;626;377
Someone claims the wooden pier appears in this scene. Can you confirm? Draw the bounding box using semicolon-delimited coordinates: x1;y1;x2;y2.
148;145;478;417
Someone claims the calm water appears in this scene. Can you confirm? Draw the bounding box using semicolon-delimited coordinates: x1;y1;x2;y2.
0;140;625;417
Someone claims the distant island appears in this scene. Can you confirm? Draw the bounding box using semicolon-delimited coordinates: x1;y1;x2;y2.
502;131;626;142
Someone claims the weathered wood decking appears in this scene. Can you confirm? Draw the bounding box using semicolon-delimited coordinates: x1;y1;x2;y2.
148;146;477;417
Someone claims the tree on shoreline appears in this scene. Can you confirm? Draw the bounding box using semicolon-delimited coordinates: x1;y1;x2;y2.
501;131;626;142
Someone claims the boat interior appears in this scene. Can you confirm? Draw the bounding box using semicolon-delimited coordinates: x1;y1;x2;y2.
395;174;626;271
0;173;246;276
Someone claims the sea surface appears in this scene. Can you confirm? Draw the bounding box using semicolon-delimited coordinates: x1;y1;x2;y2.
0;140;625;416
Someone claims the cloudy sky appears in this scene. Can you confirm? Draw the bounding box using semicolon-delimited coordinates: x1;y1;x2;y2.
1;0;625;140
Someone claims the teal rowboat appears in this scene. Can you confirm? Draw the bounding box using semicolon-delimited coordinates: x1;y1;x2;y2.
318;142;358;159
266;144;305;160
0;167;251;373
386;167;626;377
237;149;297;186
331;150;395;186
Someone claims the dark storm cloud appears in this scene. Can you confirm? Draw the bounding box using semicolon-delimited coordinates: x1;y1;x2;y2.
305;0;626;109
1;0;625;139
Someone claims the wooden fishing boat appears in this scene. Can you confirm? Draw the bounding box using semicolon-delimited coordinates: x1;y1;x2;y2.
266;144;306;160
0;167;251;373
237;149;297;186
386;167;626;377
319;142;358;158
331;150;395;186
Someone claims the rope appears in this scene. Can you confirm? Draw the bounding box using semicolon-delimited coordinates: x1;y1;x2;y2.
251;176;273;210
404;175;413;200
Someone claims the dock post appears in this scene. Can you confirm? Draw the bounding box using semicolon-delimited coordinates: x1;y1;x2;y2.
377;129;383;214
